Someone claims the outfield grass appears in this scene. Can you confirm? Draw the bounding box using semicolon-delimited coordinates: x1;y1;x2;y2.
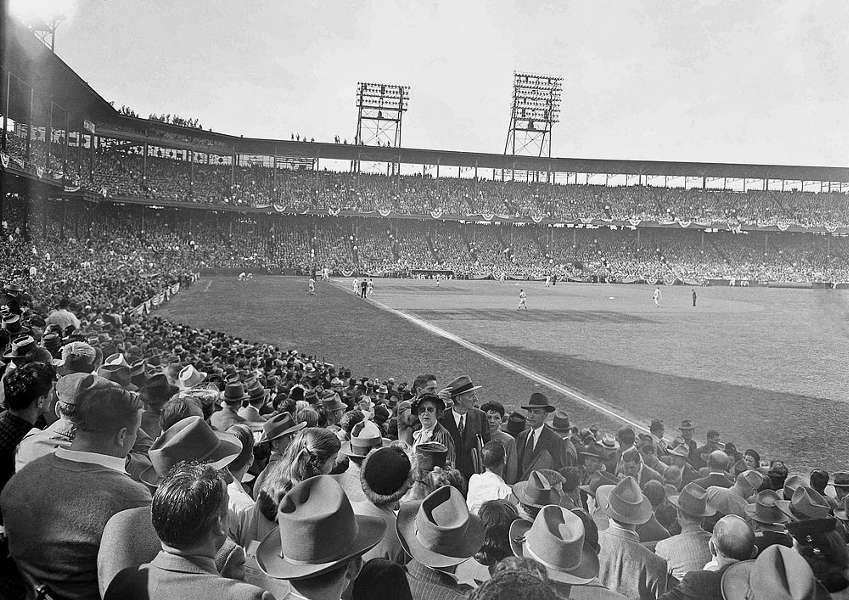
157;276;849;472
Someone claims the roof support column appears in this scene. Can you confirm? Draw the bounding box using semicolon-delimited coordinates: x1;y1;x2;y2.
2;71;9;152
26;87;33;163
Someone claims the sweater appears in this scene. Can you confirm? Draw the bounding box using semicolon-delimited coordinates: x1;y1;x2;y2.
0;452;152;600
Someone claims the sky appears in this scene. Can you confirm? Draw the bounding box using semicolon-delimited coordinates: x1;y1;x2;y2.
11;0;849;167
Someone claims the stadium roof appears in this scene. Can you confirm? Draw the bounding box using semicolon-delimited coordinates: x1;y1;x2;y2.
2;21;118;124
3;23;848;183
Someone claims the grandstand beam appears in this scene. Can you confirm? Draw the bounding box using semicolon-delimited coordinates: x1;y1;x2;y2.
47;102;54;170
1;71;8;151
26;87;34;162
64;112;70;180
143;141;148;180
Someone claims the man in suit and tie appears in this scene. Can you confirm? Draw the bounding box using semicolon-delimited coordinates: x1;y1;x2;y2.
438;376;490;481
105;462;272;600
515;392;569;482
693;451;733;490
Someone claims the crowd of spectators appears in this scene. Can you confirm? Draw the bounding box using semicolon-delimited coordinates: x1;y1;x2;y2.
5;128;849;229
3;196;849;287
0;227;848;598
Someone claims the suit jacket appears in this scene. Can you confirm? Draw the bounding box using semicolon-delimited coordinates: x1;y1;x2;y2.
491;429;518;484
658;568;726;600
413;422;456;468
598;525;669;600
692;473;733;490
104;551;271;600
438;408;489;479
97;507;161;597
406;559;471;600
653;526;712;580
515;425;568;482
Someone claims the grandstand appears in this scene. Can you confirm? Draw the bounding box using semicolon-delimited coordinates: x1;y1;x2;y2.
3;19;849;288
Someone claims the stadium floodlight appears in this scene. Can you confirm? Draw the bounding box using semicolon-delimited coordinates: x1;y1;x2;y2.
353;82;410;175
9;0;74;52
503;71;563;161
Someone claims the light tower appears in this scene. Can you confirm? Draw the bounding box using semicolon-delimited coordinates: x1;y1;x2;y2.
353;82;410;175
503;71;563;159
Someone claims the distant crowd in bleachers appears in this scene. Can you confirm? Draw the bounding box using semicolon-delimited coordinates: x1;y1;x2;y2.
4;129;849;229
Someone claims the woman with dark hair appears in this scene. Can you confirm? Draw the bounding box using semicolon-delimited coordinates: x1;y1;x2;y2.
352;558;412;600
474;500;519;573
743;448;761;471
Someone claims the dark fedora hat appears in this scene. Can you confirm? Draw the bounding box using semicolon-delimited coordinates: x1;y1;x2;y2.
669;482;716;518
257;475;385;580
2;314;29;335
445;375;482;397
222;381;249;404
396;485;484;568
522;392;555;413
139;416;242;487
340;421;387;458
510;505;599;585
258;412;306;444
512;471;562;508
504;411;527;437
415;442;448;471
552;410;571;433
745;490;790;525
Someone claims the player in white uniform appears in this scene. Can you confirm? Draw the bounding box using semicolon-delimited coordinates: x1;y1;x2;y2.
653;287;661;307
352;277;359;294
308;278;316;295
367;278;374;297
518;288;528;310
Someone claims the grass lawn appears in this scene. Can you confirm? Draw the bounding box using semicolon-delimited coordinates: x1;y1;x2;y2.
156;276;849;472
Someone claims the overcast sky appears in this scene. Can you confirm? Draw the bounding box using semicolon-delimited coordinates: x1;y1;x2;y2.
17;0;849;166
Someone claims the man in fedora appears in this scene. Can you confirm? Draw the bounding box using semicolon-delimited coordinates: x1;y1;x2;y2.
660;514;756;600
743;490;793;556
830;471;849;503
251;413;306;494
257;475;385;600
1;374;151;600
104;462;272;600
238;381;269;427
516;392;570;482
336;420;386;503
438;375;489;481
510;504;626;599
211;381;249;432
666;442;700;489
512;470;563;521
551;409;579;466
177;364;207;391
677;420;700;469
654;483;716;580
720;544;830;600
596;476;669;599
620;447;664;489
396;485;484;600
353;445;413;565
480;400;518;484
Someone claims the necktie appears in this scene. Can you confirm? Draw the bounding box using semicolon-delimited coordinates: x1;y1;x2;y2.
526;430;536;453
458;415;465;438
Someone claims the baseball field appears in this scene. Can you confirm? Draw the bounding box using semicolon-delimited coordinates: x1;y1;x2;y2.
155;276;849;472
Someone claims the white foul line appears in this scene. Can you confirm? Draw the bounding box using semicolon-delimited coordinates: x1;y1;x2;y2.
356;288;649;433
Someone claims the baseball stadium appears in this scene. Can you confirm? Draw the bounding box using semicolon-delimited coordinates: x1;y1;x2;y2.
1;2;849;599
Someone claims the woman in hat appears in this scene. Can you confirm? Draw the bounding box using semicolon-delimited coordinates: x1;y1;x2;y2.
786;518;849;597
410;393;455;466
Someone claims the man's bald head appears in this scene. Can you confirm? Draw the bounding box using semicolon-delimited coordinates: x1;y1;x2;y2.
708;450;730;472
712;515;755;561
